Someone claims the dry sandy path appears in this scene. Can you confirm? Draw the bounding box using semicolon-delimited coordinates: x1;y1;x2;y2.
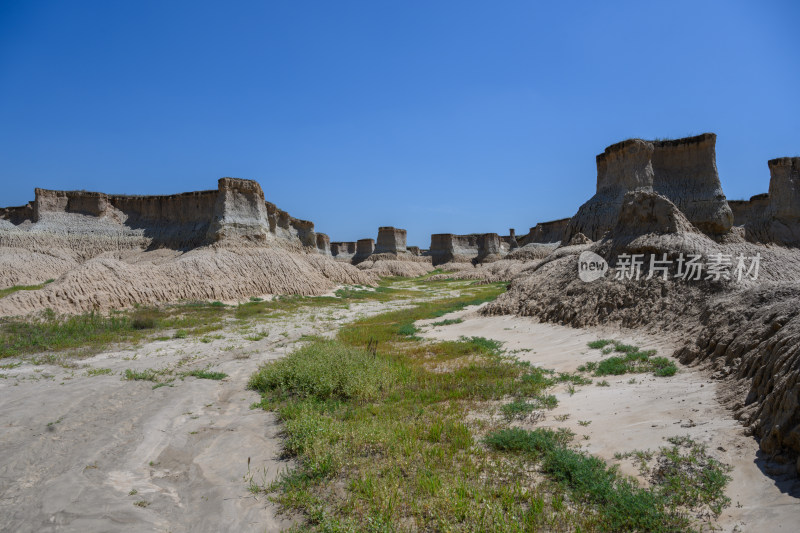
0;299;413;533
419;308;800;533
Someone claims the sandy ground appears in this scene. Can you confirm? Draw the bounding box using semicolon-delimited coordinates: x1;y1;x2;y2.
3;288;798;532
418;307;800;532
0;298;416;533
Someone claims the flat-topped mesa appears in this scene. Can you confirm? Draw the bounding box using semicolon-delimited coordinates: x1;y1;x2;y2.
729;193;769;227
407;246;421;256
353;238;375;262
747;157;800;246
330;241;357;260
429;233;505;265
564;133;733;242
375;226;408;254
476;233;502;262
2;177;323;251
315;233;331;255
520;218;570;245
0;203;34;225
330;241;355;260
767;158;800;221
650;134;732;235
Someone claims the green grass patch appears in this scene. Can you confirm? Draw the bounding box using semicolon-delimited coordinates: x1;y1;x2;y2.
500;396;559;420
430;318;464;326
123;368;160;382
587;339;614;349
183;369;227;380
86;367;113;377
246;280;728;531
487;428;732;532
0;279;55;299
584;340;678;378
250;339;404;402
0;276;464;360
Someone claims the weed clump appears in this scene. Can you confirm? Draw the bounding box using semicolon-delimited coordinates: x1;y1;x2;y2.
249;339;403;402
582;340;678;378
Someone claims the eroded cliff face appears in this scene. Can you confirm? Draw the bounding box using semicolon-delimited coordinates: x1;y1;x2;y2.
486;188;800;473
354;238;375;262
730;193;769;227
375;227;408;254
206;178;271;242
564;134;733;242
747;158;800;246
428;233;507;265
521;218;571;245
330;241;356;260
0;178;323;252
316;233;331;255
0;178;350;293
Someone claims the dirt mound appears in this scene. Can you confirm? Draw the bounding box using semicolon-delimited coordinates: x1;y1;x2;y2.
427;259;537;283
0;247;377;315
355;252;434;278
505;243;559;261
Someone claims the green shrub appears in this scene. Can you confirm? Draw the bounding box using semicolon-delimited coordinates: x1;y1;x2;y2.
484;427;572;456
249;339;403;402
396;323;418;337
587;339;614;349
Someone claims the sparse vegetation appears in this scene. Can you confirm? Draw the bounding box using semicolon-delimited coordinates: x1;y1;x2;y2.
86;367;113;377
182;369;227;381
583;340;678;378
0;278;422;360
486;427;732;531
246;280;728;531
0;279;55;299
123;368;163;382
431;318;464;326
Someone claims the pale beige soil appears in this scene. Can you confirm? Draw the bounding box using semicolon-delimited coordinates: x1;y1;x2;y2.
3;289;798;532
0;296;419;533
419;307;800;533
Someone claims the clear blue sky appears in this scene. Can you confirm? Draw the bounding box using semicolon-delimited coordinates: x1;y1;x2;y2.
1;1;798;247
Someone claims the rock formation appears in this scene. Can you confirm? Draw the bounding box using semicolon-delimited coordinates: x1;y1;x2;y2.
0;178;376;313
375;227;408;254
729;193;769;226
520;218;570;245
354;238;375;262
429;234;480;265
330;242;357;260
316;233;331;255
747;158;800;246
564;133;733;243
485;162;800;474
476;233;502;262
502;229;519;249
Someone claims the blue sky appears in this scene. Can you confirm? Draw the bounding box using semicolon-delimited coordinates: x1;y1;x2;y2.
1;1;798;247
